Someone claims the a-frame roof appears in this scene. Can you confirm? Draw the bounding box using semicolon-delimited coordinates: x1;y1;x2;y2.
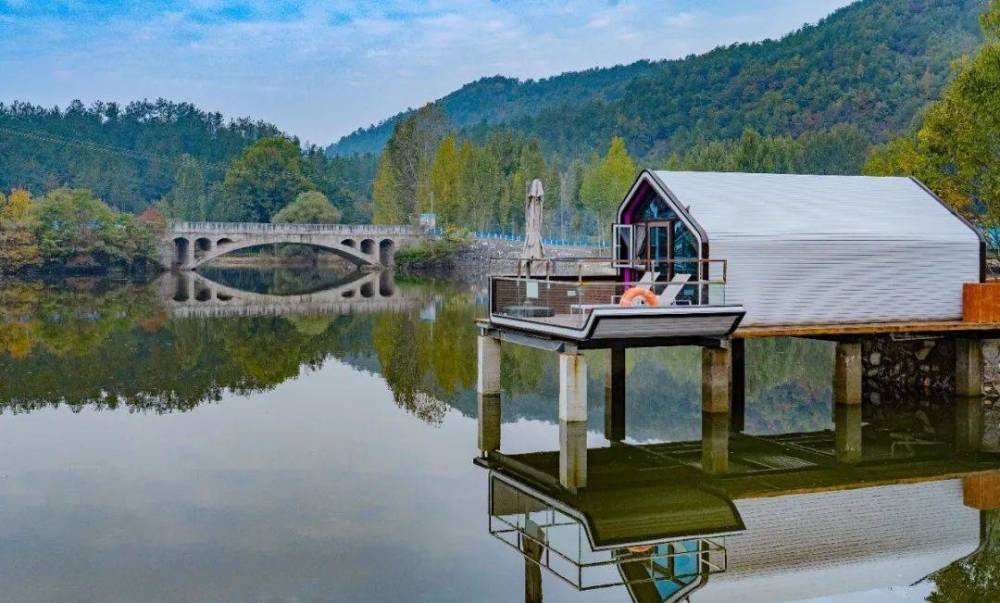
630;171;982;243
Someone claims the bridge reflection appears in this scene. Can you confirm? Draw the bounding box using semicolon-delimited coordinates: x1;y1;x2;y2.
160;270;418;319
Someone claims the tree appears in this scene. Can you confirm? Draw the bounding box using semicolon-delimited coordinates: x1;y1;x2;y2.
929;509;1000;602
166;155;209;220
866;0;1000;223
372;105;448;224
429;135;462;226
0;188;33;227
579;137;636;241
222;137;313;222
458;140;501;231
373;158;401;224
31;188;156;270
272;191;342;224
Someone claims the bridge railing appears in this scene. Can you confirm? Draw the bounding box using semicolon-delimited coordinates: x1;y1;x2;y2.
447;229;609;249
169;222;423;236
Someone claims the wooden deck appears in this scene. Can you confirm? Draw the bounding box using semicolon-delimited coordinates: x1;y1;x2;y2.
735;319;1000;339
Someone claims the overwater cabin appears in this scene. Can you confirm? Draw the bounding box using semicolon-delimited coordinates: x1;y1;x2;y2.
614;171;985;327
487;171;986;344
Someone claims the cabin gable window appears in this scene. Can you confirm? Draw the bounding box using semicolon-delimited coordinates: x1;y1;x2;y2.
615;180;703;275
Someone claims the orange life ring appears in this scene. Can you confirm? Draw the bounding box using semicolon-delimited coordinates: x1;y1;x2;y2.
619;287;658;308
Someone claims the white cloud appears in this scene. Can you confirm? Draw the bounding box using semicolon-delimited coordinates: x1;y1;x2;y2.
665;11;696;28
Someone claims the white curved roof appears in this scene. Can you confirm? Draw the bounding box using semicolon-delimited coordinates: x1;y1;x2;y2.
651;171;980;243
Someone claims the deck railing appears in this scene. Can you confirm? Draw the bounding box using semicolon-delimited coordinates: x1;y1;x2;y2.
488;258;730;328
489;475;727;591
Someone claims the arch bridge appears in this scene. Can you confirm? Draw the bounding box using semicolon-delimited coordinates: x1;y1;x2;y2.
163;222;425;270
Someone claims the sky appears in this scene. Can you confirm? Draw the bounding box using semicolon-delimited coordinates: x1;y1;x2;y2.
0;0;854;146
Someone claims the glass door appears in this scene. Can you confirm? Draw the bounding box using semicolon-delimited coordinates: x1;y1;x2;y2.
645;221;675;280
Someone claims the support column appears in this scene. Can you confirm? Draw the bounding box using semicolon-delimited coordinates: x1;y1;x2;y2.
833;342;862;406
522;521;544;603
834;402;862;464
701;410;730;474
702;346;732;414
956;338;984;398
183;238;195;269
731;338;746;433
477;335;501;396
559;420;588;491
559;352;588;423
477;394;502;455
184;272;195;301
956;395;984;454
604;348;626;442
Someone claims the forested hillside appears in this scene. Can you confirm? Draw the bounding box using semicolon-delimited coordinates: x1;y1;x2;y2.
0;100;378;220
0;100;279;212
328;62;661;156
333;0;986;162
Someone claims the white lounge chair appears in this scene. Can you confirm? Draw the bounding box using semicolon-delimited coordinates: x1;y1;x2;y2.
656;273;692;305
572;272;693;312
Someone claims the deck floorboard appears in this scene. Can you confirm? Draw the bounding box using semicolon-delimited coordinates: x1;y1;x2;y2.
735;320;1000;339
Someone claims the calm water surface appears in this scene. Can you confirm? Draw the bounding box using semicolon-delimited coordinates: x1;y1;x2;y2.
0;267;996;602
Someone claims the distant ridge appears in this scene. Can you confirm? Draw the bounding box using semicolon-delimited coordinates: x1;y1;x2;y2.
327;63;660;156
327;0;986;160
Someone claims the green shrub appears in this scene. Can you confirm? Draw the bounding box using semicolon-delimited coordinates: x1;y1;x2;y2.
394;228;470;275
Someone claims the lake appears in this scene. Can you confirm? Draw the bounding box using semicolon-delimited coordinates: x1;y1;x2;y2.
0;267;996;602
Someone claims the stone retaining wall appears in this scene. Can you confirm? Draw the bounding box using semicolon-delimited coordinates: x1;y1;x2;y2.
862;336;1000;402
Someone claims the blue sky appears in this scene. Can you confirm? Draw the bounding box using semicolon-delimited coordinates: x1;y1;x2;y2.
0;0;853;144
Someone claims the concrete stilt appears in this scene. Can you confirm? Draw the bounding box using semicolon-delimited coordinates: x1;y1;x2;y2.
477;335;502;396
702;346;732;414
834;403;862;464
956;338;984;398
559;352;588;423
833;342;862;406
701;411;730;475
523;533;543;603
559;420;588;490
604;348;626;442
477;394;502;454
731;338;746;433
956;395;984;454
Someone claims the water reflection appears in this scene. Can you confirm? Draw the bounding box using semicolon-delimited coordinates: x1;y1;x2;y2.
0;271;839;434
0;270;998;600
478;387;1000;602
164;270;407;319
0;270;473;419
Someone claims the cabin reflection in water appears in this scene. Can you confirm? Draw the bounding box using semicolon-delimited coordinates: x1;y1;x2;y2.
475;395;1000;602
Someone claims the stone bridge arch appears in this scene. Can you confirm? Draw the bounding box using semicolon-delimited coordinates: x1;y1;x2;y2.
163;222;424;271
186;238;376;270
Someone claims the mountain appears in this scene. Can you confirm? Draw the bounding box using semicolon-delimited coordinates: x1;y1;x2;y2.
328;0;986;161
327;62;660;156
